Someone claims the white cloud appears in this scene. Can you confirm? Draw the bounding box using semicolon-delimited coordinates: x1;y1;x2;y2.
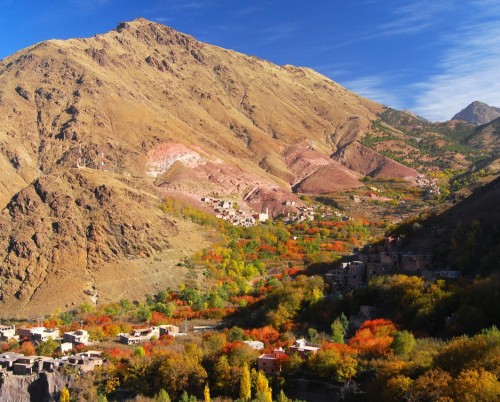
376;0;452;37
411;4;500;121
341;75;404;109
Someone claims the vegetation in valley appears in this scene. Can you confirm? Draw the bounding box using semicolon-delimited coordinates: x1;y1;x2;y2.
2;185;500;401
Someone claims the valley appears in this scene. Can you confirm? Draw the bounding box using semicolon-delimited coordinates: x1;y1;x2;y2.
0;17;499;402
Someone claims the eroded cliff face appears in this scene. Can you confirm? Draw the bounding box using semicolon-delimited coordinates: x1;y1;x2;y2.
0;372;67;402
0;168;181;316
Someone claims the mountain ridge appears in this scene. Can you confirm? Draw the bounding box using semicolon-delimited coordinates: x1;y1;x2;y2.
0;18;493;316
452;101;500;126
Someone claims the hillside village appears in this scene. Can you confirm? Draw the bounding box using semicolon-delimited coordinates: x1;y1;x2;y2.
326;235;460;294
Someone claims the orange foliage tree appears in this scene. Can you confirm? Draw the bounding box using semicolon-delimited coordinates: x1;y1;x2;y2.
349;319;397;356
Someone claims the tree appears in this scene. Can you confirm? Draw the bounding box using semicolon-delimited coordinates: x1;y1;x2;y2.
331;317;347;344
239;363;251;401
134;346;146;357
277;389;292;402
308;328;318;344
348;319;397;356
453;369;500;402
154;389;171;402
391;330;416;358
179;391;197;402
204;383;211;402
213;355;232;394
283;352;304;376
255;371;272;402
59;387;70;402
382;375;413;402
309;347;357;383
37;338;59;356
406;369;452;402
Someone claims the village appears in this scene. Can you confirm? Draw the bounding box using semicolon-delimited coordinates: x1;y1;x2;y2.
325;235;461;294
200;196;324;226
0;321;334;380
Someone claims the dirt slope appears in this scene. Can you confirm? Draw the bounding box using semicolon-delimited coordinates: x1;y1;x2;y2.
0;18;420;315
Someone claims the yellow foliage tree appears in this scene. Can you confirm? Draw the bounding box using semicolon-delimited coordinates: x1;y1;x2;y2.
239;363;251;401
255;371;272;402
453;369;500;402
203;383;211;402
59;387;70;402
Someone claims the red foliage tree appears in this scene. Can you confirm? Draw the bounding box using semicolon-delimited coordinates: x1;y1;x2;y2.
348;319;397;356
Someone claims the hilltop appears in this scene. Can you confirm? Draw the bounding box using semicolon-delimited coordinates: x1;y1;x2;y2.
452;101;500;125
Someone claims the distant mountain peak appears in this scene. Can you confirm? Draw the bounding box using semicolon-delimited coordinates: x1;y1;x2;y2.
452;101;500;125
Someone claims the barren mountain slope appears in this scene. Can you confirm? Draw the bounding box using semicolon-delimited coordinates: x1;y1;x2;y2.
0;17;385;211
0;18;417;315
0;168;212;317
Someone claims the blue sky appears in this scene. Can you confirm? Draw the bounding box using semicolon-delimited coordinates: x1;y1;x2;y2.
1;0;500;122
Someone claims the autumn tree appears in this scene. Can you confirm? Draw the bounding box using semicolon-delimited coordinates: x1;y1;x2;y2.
204;383;211;402
308;345;357;383
381;375;413;402
255;371;272;402
405;369;452;402
453;369;500;402
59;387;70;402
348;319;396;356
239;363;251;401
213;355;233;395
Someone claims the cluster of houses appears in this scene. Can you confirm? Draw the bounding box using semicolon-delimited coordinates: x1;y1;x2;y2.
0;325;92;353
118;324;182;344
257;339;320;375
325;236;461;292
280;205;317;224
415;174;440;197
0;350;103;376
200;197;269;226
0;324;104;377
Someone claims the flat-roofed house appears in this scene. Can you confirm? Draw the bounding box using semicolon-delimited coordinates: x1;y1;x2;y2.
63;329;89;345
0;324;18;341
288;339;320;358
257;347;286;375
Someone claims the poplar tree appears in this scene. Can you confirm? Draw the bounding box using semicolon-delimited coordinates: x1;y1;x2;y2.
239;363;251;401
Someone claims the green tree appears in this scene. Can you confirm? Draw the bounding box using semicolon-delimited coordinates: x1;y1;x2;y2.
308;328;318;344
154;389;171;402
331;318;347;344
179;391;197;402
134;346;146;357
37;338;59;357
391;330;416;358
283;352;304;376
277;389;292;402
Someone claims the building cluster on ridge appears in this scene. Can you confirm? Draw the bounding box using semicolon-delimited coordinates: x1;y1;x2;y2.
326;236;461;293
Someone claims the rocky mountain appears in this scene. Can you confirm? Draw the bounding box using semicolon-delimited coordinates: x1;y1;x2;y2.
452;101;500;126
0;18;442;316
